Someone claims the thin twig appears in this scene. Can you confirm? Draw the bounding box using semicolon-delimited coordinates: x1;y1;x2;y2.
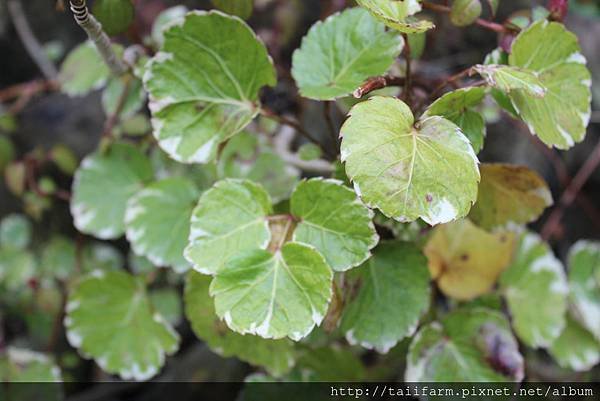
415;67;473;112
323;101;338;150
541;139;600;240
103;75;132;137
353;75;406;98
7;0;58;80
69;0;127;76
421;1;518;34
0;79;58;103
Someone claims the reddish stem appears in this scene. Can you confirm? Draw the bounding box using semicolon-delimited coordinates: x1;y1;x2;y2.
421;1;517;34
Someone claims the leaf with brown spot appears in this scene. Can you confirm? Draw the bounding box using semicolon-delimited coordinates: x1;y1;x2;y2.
469;163;552;230
424;219;516;301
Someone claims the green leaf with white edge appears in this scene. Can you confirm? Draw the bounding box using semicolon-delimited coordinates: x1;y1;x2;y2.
151;6;188;48
406;308;524;382
549;316;600;372
423;87;487;153
185;179;272;274
102;76;147;120
473;64;546;98
340;242;430;353
499;232;568;348
144;11;276;163
92;0;134;36
357;0;435;33
290;178;378;272
125;178;198;273
0;213;31;250
469;163;553;230
211;0;253;20
41;236;77;280
65;270;180;380
0;248;36;290
71;142;153;239
450;0;482;27
291;8;403;100
0;347;61;382
59;42;122;97
568;240;600;341
185;271;295;376
483;48;519;118
340;96;480;225
508;20;592;149
210;242;333;341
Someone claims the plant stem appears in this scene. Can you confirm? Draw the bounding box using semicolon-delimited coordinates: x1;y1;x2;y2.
541;139;600;241
103;75;133;138
415;67;473;112
68;0;127;76
402;33;413;107
353;75;406;98
421;1;517;34
323;101;338;150
7;0;58;80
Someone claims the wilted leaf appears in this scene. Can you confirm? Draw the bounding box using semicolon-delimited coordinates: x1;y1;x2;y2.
469;163;553;229
424;219;515;300
292;8;403;100
357;0;435;33
340;242;430;353
340;96;480;225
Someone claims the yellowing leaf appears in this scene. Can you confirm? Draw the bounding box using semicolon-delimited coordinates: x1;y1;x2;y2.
424;219;515;300
469;163;553;230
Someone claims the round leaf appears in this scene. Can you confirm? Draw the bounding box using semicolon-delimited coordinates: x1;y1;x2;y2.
71;143;153;239
210;242;333;341
549;316;600;372
469;163;553;230
340;96;480;225
65;270;180;380
424;219;515;300
151;6;188;48
59;42;119;97
500;232;568;348
144;11;276;163
406;308;524;381
0;248;36;291
0;213;31;250
508;21;592;149
291;8;403;100
41;236;77;280
356;0;434;33
92;0;134;36
450;0;483;27
290;178;378;272
125;178;199;272
340;242;430;353
423;87;487;153
184;179;272;274
568;240;600;341
185;271;295;376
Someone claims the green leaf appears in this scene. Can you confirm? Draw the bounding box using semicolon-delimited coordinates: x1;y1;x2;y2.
65;270;179;380
41;236;77;280
125;178;198;272
81;242;123;272
59;42;121;96
0;347;61;381
71;142;153;239
149;288;182;326
298;143;322;161
92;0;134;36
549;316;600;372
450;0;483;27
102;76;147;119
290;178;378;272
568;240;600;341
406;308;524;381
340;96;480;225
185;271;295;376
0;248;36;290
424;219;515;300
473;64;546;98
508;21;592;149
500;232;568;348
0;213;32;250
151;6;188;48
423;87;487;153
340;242;430;353
210;242;333;340
291;8;403;100
0;135;15;172
211;0;253;20
294;346;366;381
185;179;272;274
357;0;435;33
144;11;276;163
469;163;553;230
483;48;520;118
